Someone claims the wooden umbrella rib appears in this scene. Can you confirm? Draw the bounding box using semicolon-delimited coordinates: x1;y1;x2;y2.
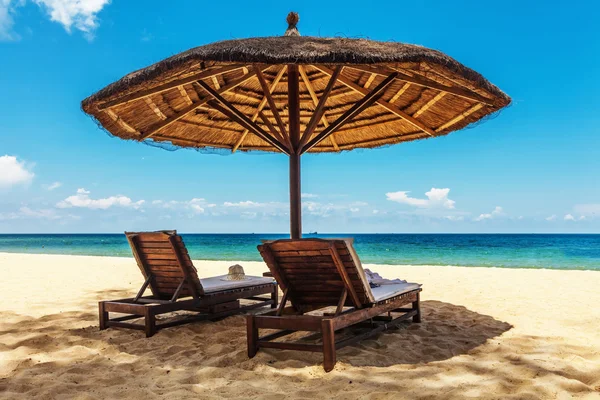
138;68;257;140
255;66;288;139
196;80;290;154
313;65;435;137
436;103;484;132
301;71;398;154
346;64;496;106
97;64;245;110
298;66;342;151
233;66;286;153
298;66;339;151
258;111;287;144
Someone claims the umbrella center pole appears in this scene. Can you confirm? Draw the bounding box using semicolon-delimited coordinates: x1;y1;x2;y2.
288;65;302;239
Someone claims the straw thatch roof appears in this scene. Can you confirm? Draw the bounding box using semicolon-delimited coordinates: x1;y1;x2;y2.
82;16;510;154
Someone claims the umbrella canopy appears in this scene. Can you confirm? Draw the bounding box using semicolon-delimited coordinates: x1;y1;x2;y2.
82;12;510;237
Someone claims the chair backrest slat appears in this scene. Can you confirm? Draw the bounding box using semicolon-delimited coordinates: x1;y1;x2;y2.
258;239;374;310
126;231;204;299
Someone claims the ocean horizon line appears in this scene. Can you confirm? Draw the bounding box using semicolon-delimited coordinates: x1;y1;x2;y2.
1;233;598;271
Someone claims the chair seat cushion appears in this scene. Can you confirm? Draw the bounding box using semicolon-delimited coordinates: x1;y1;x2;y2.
370;282;422;302
200;275;275;293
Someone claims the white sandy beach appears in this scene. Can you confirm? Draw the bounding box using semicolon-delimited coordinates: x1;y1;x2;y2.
0;252;599;399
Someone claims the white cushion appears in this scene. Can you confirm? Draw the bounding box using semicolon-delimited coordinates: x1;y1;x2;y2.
370;282;422;302
200;275;275;293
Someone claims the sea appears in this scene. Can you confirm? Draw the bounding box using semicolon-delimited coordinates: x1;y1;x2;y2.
0;233;599;271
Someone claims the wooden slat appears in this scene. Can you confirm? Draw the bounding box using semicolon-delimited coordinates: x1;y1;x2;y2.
313;65;435;137
142;253;178;260
436;103;484;132
268;240;332;251
144;97;167;120
276;255;352;263
145;259;189;267
97;64;245;110
389;82;411;104
105;109;138;133
275;249;351;257
211;76;221;90
301;72;398;153
413;92;446;117
363;73;376;89
233;66;286;153
345;64;497;106
178;86;193;105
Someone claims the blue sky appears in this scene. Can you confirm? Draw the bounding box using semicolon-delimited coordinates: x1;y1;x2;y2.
0;0;599;233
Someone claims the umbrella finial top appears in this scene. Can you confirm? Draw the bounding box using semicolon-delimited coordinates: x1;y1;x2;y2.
284;12;300;36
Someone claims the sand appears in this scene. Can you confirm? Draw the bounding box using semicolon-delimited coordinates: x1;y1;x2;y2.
0;252;599;399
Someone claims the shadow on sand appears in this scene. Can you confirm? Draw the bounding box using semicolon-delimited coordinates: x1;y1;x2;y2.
1;290;599;399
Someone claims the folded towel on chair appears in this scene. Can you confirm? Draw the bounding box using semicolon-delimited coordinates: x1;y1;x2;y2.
364;269;408;287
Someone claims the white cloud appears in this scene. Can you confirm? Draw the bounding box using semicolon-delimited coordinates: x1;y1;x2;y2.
0;0;110;41
546;214;557;221
564;214;585;222
301;193;318;199
386;188;455;209
43;181;62;191
57;188;144;210
0;155;35;188
224;200;267;208
0;0;19;41
475;206;504;221
153;198;212;214
34;0;110;38
445;215;464;221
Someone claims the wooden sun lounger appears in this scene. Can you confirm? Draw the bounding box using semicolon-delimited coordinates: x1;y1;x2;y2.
99;231;278;337
247;238;422;372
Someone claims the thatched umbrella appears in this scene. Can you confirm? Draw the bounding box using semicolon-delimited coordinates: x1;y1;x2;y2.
82;12;510;238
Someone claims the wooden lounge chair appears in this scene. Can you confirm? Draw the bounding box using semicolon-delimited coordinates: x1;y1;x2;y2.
247;238;422;372
99;231;278;337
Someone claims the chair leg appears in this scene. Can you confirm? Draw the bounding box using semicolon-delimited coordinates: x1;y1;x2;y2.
322;319;336;372
271;286;278;309
99;302;108;330
412;292;421;323
247;315;259;358
144;307;156;337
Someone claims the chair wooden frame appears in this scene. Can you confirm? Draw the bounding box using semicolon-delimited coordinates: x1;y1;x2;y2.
99;231;278;337
247;239;421;372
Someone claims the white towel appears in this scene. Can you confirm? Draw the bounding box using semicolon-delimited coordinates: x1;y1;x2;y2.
364;269;407;286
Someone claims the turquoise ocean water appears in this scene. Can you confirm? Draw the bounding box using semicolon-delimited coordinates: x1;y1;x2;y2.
0;234;599;271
